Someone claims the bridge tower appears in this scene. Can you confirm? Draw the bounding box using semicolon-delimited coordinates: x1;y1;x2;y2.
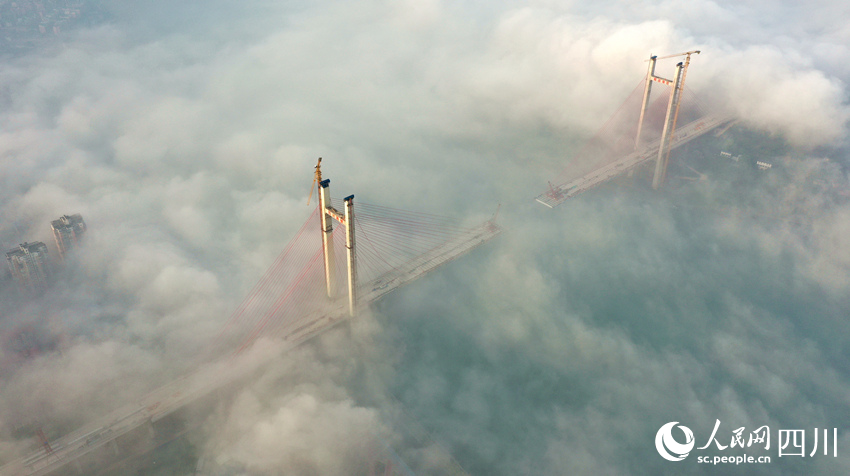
651;61;684;189
315;162;358;317
634;51;700;190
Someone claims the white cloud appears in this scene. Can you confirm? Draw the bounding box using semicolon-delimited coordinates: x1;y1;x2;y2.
0;0;848;473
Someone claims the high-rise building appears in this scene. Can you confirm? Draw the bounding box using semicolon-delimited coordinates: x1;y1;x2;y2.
51;214;86;260
6;242;52;292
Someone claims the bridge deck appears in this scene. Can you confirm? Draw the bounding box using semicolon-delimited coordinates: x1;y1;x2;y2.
536;115;734;208
3;220;502;476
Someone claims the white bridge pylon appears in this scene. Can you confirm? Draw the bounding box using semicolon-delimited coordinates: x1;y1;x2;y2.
317;176;357;317
638;50;699;190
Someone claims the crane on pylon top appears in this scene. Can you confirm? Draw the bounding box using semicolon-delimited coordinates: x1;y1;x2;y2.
307;157;323;206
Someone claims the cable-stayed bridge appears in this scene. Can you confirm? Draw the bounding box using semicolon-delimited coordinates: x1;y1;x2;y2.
3;172;501;476
3;50;737;475
537;52;734;208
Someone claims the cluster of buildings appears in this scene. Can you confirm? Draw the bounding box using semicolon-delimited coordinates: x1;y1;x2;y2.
4;213;86;293
0;0;102;53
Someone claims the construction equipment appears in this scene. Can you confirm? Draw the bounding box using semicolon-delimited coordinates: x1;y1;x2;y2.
306;157;323;206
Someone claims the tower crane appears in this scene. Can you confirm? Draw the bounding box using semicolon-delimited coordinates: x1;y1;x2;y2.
307;157;323;206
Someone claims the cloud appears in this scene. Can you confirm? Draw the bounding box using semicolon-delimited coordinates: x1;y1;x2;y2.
699;46;850;147
210;391;382;475
0;0;848;474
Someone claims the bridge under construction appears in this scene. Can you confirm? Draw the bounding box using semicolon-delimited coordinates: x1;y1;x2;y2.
4;161;501;476
537;51;733;207
3;49;735;475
